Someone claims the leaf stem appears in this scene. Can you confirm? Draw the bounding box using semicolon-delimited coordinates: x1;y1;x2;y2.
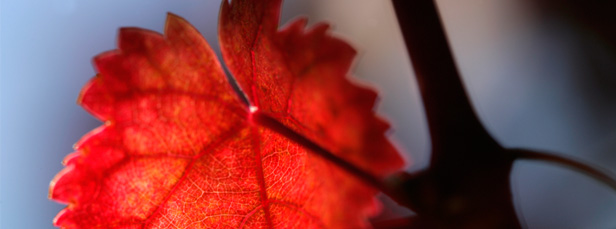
511;148;616;192
252;111;401;198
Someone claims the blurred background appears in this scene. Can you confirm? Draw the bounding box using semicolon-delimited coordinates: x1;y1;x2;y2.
1;0;615;228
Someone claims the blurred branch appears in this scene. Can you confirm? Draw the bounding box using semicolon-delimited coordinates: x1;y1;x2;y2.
511;148;616;192
391;0;499;166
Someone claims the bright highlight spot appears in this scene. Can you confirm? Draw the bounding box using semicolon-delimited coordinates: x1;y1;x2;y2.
249;106;258;113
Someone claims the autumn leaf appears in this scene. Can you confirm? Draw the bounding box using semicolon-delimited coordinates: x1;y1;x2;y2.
49;0;404;228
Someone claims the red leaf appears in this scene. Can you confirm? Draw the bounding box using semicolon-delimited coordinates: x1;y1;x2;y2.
50;0;404;228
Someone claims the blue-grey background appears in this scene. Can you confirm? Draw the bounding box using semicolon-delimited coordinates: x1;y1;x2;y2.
1;0;615;228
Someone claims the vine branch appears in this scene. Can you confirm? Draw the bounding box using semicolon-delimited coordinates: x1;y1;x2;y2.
511;148;616;191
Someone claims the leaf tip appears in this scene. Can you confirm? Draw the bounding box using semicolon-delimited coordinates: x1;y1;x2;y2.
76;75;98;106
53;208;70;227
48;164;76;203
164;11;192;36
165;12;183;25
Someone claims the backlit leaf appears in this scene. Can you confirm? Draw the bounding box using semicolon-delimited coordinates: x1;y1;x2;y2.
50;0;404;228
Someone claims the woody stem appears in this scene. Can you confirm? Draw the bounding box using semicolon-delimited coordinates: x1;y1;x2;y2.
511;149;616;191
